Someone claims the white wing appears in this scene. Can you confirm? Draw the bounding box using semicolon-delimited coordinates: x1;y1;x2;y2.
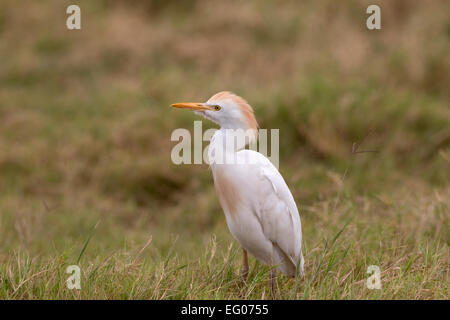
212;149;304;277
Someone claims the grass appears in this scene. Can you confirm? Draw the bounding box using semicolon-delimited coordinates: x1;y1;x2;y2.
1;190;448;299
0;0;449;299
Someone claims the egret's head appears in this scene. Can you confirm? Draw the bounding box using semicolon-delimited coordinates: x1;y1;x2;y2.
172;91;259;134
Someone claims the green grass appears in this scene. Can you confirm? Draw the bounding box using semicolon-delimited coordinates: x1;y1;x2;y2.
1;191;448;299
0;0;448;299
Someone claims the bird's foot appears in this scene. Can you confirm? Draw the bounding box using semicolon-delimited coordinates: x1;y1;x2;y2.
240;267;249;284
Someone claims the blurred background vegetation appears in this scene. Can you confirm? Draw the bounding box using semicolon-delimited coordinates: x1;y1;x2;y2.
0;0;448;299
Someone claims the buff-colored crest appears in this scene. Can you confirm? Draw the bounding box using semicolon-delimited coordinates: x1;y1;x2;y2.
209;91;259;132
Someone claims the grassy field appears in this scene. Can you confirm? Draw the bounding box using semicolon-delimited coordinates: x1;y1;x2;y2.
0;0;449;299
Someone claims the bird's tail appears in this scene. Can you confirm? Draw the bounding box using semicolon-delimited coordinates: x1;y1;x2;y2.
273;243;304;277
297;252;305;277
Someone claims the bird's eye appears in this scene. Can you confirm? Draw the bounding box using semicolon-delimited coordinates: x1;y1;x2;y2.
214;105;221;111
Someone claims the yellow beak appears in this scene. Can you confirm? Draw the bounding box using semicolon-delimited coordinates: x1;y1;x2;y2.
171;102;213;111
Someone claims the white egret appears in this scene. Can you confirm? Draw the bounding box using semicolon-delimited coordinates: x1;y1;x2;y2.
172;91;304;296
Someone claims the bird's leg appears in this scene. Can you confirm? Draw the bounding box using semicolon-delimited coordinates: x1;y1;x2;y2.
269;268;277;299
241;249;249;283
269;255;277;299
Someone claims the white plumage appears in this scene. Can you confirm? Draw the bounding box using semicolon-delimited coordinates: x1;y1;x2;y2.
172;91;304;295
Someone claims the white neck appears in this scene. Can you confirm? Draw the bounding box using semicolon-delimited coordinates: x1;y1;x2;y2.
208;128;257;167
